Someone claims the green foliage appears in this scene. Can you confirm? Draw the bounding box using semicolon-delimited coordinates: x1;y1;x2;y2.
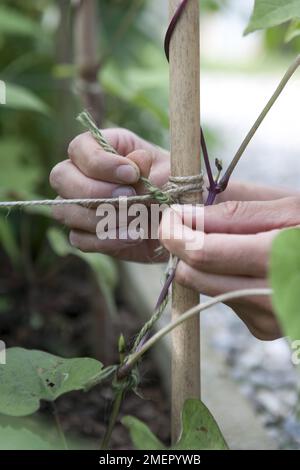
0;415;97;450
245;0;300;35
285;19;300;42
123;399;228;450
0;5;42;38
0;417;59;450
270;228;300;342
5;83;50;115
0;139;43;198
0;348;105;417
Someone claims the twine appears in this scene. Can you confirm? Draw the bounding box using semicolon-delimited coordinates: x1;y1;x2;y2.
0;174;203;209
0;111;204;209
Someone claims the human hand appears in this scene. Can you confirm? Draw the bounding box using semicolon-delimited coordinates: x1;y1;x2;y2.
159;197;300;340
50;128;170;262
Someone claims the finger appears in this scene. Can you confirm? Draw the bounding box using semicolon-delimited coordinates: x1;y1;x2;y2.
176;261;279;340
69;230;143;256
175;261;270;310
50;160;136;199
160;208;275;277
68;132;140;184
52;198;137;233
52;203;98;234
216;180;297;204
202;197;300;234
127;148;170;189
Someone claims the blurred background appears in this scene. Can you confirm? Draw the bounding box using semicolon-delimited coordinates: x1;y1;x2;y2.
0;0;299;450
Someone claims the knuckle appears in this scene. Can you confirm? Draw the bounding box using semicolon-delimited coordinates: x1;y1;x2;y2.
286;197;300;224
87;149;103;173
52;206;65;224
221;200;247;219
67;133;85;158
49;164;63;191
175;262;192;287
186;248;205;269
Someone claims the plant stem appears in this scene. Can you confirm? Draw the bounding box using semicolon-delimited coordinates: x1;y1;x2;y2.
118;288;272;379
74;0;104;125
220;55;300;188
100;389;123;450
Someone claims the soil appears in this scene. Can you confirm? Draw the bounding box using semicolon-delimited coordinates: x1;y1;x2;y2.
0;247;170;450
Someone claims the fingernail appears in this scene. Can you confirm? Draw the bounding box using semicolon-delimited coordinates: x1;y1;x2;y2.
112;186;136;198
116;165;139;184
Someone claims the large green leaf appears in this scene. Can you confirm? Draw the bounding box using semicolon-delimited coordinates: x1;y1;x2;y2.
0;5;42;38
245;0;300;35
5;83;50;115
123;399;228;450
0;417;57;450
0;415;97;450
270;228;300;342
0;348;105;417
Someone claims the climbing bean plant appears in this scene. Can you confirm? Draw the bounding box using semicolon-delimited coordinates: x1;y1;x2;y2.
1;0;300;451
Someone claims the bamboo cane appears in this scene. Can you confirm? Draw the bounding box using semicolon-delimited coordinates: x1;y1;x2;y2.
74;0;104;125
168;0;201;443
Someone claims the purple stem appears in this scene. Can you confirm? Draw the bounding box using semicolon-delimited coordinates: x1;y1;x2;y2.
164;0;189;61
201;130;214;189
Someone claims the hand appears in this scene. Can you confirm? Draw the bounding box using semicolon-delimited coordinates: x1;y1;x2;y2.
159;197;300;340
50;125;295;266
50;128;170;262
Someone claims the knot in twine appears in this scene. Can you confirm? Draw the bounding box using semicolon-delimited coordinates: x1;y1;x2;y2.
142;173;204;205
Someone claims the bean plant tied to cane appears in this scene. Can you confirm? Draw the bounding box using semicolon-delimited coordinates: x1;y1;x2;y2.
0;0;300;450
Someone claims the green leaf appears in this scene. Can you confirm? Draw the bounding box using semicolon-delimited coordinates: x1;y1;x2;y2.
5;83;50;115
0;348;104;417
0;416;57;450
0;415;97;450
0;139;43;196
285;19;300;42
122;416;165;450
245;0;300;35
270;228;300;342
123;399;228;450
0;6;42;38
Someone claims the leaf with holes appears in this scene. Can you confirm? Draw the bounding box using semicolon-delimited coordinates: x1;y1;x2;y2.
270;228;300;342
0;348;106;417
245;0;300;35
123;399;228;450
